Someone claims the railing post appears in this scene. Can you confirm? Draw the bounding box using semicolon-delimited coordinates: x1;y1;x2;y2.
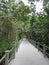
33;41;36;47
10;47;15;62
5;50;10;65
12;47;15;59
37;42;39;50
43;44;46;56
35;41;37;47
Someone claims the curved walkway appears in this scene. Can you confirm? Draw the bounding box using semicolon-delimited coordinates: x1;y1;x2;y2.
9;39;49;65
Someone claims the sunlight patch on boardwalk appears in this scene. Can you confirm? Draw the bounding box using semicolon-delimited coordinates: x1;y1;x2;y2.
9;39;49;65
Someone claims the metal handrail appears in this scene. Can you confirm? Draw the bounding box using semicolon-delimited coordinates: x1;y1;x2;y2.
0;54;6;63
29;39;49;57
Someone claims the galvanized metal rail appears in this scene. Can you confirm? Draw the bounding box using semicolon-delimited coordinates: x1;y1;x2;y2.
29;39;49;57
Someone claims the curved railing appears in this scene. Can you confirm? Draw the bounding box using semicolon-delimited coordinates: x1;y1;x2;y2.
0;54;6;65
29;39;49;57
0;46;15;65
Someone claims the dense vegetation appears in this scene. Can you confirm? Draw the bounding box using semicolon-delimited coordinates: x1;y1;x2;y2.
0;0;16;53
0;0;49;57
0;0;31;54
26;0;49;47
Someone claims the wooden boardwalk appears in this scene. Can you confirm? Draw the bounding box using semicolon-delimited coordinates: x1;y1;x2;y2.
9;39;49;65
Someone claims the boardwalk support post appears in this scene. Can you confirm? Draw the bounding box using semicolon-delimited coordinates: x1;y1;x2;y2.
5;50;10;65
43;44;46;56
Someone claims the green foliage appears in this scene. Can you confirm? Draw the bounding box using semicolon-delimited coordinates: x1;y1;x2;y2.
0;0;16;52
44;0;49;5
0;39;13;52
0;0;31;52
0;0;49;53
27;0;49;47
